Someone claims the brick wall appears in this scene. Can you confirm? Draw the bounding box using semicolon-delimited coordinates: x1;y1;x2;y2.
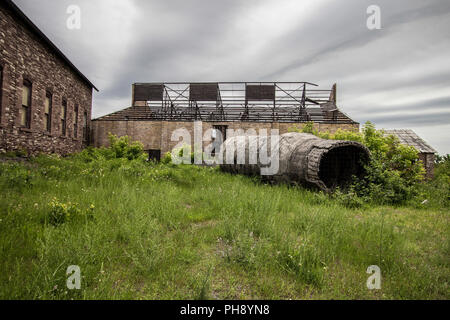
92;120;360;155
0;3;93;155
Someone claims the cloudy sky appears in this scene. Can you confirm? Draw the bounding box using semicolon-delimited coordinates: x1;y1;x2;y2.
13;0;450;154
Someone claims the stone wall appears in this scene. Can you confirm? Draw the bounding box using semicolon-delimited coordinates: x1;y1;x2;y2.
0;3;93;155
419;153;435;180
92;119;360;155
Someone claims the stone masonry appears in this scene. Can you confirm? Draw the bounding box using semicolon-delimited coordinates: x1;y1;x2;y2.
0;1;96;155
92;119;360;156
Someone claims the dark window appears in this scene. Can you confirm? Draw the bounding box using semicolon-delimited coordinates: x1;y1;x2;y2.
148;150;161;162
212;125;227;156
44;92;52;132
21;80;32;128
82;111;88;142
73;104;79;138
61;99;67;136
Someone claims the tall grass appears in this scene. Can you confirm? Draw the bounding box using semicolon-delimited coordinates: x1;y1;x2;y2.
0;154;448;299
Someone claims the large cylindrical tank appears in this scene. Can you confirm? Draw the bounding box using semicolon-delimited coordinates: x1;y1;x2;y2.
220;132;370;191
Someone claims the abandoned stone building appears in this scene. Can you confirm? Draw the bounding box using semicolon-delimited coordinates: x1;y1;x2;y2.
0;0;438;182
92;82;360;161
0;0;97;155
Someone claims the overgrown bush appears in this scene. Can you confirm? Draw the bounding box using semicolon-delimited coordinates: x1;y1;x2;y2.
358;123;424;204
73;146;115;162
413;154;450;208
161;152;172;164
435;154;450;176
108;134;145;160
72;134;145;163
291;121;426;205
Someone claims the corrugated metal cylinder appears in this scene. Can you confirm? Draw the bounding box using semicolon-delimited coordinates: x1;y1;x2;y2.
220;132;370;191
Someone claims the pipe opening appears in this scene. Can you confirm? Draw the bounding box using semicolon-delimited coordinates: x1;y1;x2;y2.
318;145;368;190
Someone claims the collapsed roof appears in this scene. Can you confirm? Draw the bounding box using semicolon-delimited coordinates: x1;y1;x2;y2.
95;82;357;124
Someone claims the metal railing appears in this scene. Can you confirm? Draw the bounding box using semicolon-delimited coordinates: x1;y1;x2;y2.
122;82;353;123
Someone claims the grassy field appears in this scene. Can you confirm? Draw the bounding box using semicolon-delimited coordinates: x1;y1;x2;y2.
0;154;448;300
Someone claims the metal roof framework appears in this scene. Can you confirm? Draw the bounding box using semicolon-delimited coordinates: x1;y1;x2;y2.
125;82;356;123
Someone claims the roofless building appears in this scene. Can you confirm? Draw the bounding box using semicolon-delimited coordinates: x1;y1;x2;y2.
92;82;359;160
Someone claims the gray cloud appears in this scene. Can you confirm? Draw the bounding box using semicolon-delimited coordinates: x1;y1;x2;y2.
364;111;450;126
13;0;450;154
363;96;450;114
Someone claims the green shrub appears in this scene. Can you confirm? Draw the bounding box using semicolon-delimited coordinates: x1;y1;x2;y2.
412;154;450;208
161;152;172;164
301;122;318;135
170;144;196;164
73;146;115;162
47;198;95;226
292;121;426;205
435;154;450;177
108;134;145;160
353;123;425;205
71;134;145;163
48;198;81;226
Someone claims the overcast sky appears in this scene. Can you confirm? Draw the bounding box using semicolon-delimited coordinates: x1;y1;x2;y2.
13;0;450;154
